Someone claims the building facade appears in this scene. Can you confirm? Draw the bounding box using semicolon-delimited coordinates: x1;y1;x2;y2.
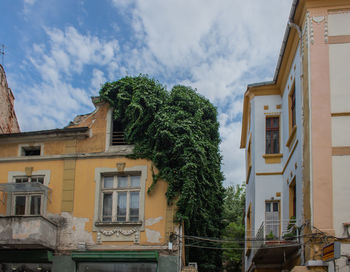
0;64;20;134
0;98;182;272
241;0;350;271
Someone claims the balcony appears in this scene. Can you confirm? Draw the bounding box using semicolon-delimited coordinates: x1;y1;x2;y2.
0;216;57;249
251;219;301;268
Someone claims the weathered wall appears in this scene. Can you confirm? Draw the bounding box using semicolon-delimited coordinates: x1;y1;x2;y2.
0;64;20;134
0;101;177;253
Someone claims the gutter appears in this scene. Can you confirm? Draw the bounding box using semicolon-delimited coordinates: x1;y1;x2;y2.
273;0;299;82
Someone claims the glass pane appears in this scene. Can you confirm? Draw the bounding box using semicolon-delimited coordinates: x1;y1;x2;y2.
130;176;140;187
117;192;127;221
31;176;44;184
265;202;271;212
103;176;114;189
272;130;279;153
15;196;26;215
102;193;112;222
15;177;28;183
273;202;279;212
266;131;272;154
129;192;139;222
273;117;279;128
118;176;128;188
30;195;41;215
266;118;271;129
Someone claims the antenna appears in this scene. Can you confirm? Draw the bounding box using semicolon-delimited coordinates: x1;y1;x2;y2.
0;44;5;66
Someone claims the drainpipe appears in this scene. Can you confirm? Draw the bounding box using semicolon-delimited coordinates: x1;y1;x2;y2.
288;19;305;265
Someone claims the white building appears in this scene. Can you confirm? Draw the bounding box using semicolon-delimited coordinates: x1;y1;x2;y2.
241;0;350;271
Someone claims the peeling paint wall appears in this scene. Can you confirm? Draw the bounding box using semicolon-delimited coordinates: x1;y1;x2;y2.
49;212;94;250
0;99;180;259
0;64;20;134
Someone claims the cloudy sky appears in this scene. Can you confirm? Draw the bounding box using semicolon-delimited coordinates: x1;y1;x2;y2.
1;0;292;187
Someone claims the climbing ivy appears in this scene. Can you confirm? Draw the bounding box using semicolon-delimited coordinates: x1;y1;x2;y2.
99;75;224;271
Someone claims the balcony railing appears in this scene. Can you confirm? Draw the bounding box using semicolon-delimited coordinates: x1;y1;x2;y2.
251;219;300;257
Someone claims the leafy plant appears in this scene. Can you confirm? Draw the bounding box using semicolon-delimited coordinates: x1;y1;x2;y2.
283;216;297;240
266;231;276;240
99;75;224;271
222;184;245;272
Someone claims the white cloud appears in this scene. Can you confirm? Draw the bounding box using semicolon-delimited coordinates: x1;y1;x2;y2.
24;0;36;5
16;26;121;131
108;0;292;185
91;69;107;92
13;1;293;188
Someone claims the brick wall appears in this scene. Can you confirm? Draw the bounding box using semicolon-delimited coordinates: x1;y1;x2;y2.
0;65;20;134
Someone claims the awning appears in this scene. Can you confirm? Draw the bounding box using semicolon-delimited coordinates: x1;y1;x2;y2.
0;250;53;263
72;251;159;262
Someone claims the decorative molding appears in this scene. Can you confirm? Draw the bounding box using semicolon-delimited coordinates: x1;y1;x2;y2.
312;16;325;24
324;16;328;43
100;227;137;236
264;112;281;116
116;162;126;172
0;150;134;163
97;228;140;243
309;13;314;44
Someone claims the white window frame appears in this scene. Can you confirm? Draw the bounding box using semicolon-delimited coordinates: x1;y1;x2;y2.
101;174;141;222
7;170;51;216
12;192;43;216
93;166;147;231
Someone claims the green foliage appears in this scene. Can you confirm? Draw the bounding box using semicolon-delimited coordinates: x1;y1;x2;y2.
222;184;245;272
99;75;224;271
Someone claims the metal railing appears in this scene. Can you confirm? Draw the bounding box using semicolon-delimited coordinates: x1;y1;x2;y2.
251;219;300;257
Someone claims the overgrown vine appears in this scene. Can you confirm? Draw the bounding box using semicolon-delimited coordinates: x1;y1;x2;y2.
99;75;224;271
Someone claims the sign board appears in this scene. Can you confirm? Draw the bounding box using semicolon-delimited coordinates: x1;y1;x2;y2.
322;242;341;262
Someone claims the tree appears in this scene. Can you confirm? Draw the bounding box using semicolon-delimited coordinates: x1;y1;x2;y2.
99;75;224;271
222;184;245;271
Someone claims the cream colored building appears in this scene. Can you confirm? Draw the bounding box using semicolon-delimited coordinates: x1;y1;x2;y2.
241;0;350;271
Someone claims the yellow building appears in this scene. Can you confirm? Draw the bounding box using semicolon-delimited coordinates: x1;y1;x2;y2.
0;97;182;272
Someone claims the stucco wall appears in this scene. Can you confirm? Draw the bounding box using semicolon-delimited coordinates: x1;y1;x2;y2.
332;156;350;237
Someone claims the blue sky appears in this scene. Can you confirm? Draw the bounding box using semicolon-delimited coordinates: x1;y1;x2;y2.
1;0;292;186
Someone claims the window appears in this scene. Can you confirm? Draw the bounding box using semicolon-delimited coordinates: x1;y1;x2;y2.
101;174;141;222
246;203;252;255
289;179;296;218
111;119;127;145
15;176;44;184
21;146;41;156
12;176;45;215
265;117;279;154
289;83;296;133
265;201;280;239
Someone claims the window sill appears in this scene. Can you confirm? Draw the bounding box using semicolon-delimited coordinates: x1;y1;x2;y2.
262;153;283;164
95;221;142;227
286;126;297;148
